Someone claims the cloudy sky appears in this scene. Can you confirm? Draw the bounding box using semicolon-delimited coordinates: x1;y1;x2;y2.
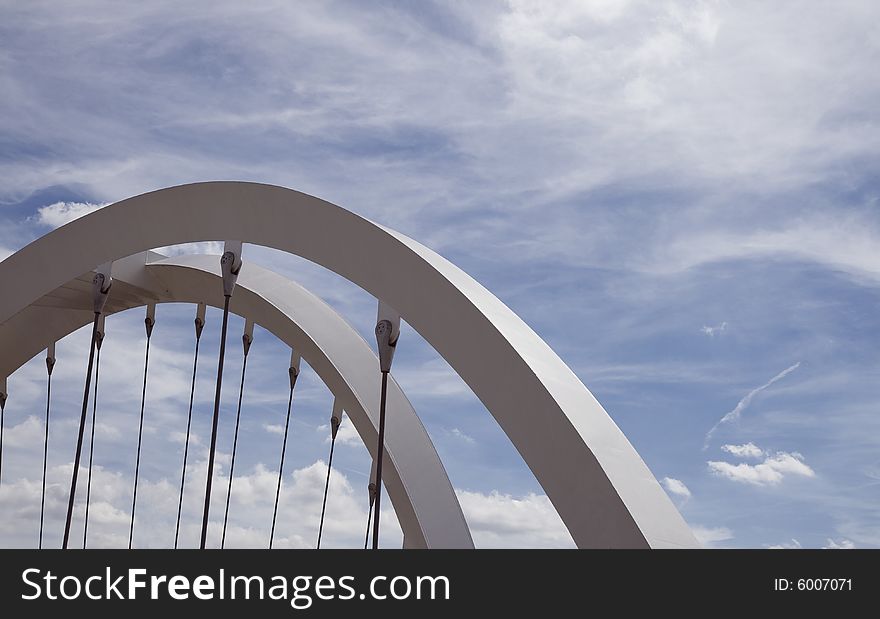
1;0;879;549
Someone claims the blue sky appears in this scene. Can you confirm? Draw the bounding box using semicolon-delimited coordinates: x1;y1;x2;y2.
1;0;879;548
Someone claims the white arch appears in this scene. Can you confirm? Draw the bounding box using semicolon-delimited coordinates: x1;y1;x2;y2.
0;251;473;548
0;181;698;548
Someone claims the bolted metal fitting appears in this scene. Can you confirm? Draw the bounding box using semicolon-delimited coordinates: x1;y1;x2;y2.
194;302;206;339
330;398;343;440
144;303;156;338
289;350;302;390
368;457;378;505
242;318;254;356
46;342;56;377
91;273;112;314
220;240;243;297
375;301;401;373
95;314;106;350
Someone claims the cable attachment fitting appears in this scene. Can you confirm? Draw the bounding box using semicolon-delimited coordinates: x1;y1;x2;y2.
375;301;401;373
330;398;343;440
46;342;56;377
95;314;106;351
0;376;7;412
368;457;378;506
144;303;156;338
242;318;254;357
194;302;206;340
91;262;113;314
220;240;243;297
289;350;302;390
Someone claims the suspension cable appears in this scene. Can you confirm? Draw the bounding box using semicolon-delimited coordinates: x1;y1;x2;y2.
202;295;230;548
174;302;205;549
220;319;253;549
63;269;111;550
372;370;390;549
82;315;105;549
128;304;155;549
269;351;300;550
0;377;7;490
201;244;241;549
317;401;342;549
371;307;399;550
62;320;100;548
40;344;55;549
364;483;376;550
364;458;377;549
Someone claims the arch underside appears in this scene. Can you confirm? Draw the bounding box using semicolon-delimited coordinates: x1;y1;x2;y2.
0;251;473;548
0;181;699;548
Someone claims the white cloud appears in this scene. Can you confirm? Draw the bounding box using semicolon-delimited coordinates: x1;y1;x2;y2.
708;451;815;486
704;362;801;449
334;421;361;446
652;217;880;282
392;358;472;399
263;424;285;436
449;428;476;444
455;489;574;548
35;201;107;227
768;538;802;550
316;415;361;447
823;538;855;549
700;322;727;337
661;477;691;500
2;0;880;554
0;0;877;294
1;415;44;448
156;241;225;257
721;442;764;459
691;525;733;548
0;458;401;549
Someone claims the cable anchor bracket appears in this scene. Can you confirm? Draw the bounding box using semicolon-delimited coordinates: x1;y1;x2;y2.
92;262;113;315
194;302;206;339
242;317;254;357
289;349;302;390
144;303;156;338
46;342;56;377
375;301;401;373
330;398;343;440
220;240;243;297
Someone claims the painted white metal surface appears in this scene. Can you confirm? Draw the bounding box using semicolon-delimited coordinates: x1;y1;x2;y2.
0;181;698;548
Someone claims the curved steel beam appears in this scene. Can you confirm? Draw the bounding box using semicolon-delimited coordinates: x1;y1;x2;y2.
0;181;697;548
0;252;473;548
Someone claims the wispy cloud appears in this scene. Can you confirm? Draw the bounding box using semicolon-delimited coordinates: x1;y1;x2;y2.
708;450;815;486
3;0;880;550
661;477;691;501
449;428;476;445
721;443;764;459
700;322;728;337
691;525;733;548
823;538;855;549
704;362;801;449
263;424;286;436
768;538;802;550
